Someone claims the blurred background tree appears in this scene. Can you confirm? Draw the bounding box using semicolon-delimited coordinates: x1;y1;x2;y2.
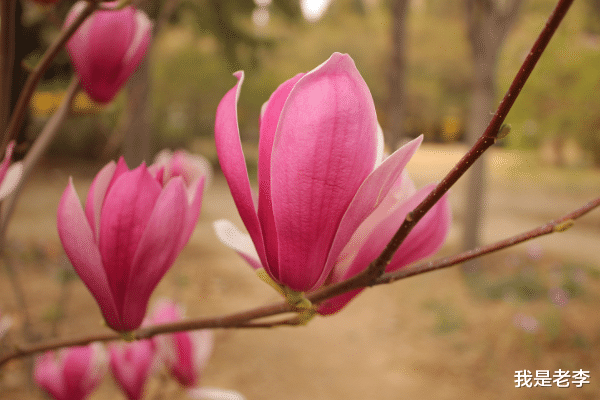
385;0;409;148
14;0;600;171
462;0;522;273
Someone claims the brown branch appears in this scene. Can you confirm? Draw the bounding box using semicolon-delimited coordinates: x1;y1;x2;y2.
1;0;98;150
0;0;17;133
0;77;80;249
0;300;294;366
306;197;599;304
0;0;580;371
374;196;600;286
2;192;599;367
333;0;575;288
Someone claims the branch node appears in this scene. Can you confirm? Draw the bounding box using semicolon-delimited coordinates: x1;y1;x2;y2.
553;219;574;232
496;123;511;140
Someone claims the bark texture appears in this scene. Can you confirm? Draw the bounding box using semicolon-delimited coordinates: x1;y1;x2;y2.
463;0;522;272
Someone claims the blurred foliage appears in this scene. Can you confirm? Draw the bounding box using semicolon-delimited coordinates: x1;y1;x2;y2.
498;0;600;164
22;0;600;164
423;299;464;335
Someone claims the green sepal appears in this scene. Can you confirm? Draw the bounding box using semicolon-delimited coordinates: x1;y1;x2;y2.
256;268;286;296
256;269;316;316
120;331;136;342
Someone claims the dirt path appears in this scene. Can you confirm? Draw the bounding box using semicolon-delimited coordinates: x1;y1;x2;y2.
1;146;599;400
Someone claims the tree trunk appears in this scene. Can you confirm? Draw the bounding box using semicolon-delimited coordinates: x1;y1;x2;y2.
386;0;409;149
463;0;522;273
122;0;164;168
122;56;152;168
462;52;496;272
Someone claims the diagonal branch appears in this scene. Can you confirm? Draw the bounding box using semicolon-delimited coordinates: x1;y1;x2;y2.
373;196;600;286
2;192;599;367
0;76;80;249
330;0;575;289
0;0;582;371
1;0;98;150
0;0;17;133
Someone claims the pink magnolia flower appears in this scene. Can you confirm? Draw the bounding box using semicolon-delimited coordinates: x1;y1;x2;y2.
214;53;451;315
64;1;152;103
109;339;156;400
34;343;107;400
149;149;213;192
57;156;205;332
0;141;23;201
151;299;213;388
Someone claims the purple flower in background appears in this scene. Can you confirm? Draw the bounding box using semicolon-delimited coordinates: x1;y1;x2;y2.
513;313;539;333
526;243;544;261
548;287;569;307
214;52;451;315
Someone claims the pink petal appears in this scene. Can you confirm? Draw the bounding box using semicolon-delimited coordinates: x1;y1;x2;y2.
0;162;23;201
191;329;213;377
85;161;115;240
318;184;451;315
118;10;153;85
270;53;379;291
84;343;108;392
187;388;246;400
84;9;135;102
109;340;155;400
175;176;205;256
85;158;130;241
0;141;16;184
34;352;67;400
319;136;422;287
374;124;385;168
171;151;213;190
57;179;121;330
385;190;451;273
170;331;197;387
214;71;268;269
65;2;92;87
257;73;304;274
99;164;162;320
121;178;188;331
213;220;263;270
150;300;204;387
63;346;96;400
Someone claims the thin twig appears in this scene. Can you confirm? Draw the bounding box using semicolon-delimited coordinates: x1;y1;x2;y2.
308;0;575;294
0;0;580;370
307;196;599;304
2;192;599;367
373;196;600;286
0;0;17;132
1;0;97;150
0;301;294;366
0;77;80;248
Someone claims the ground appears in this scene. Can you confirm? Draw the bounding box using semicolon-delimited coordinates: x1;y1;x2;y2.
1;143;600;400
